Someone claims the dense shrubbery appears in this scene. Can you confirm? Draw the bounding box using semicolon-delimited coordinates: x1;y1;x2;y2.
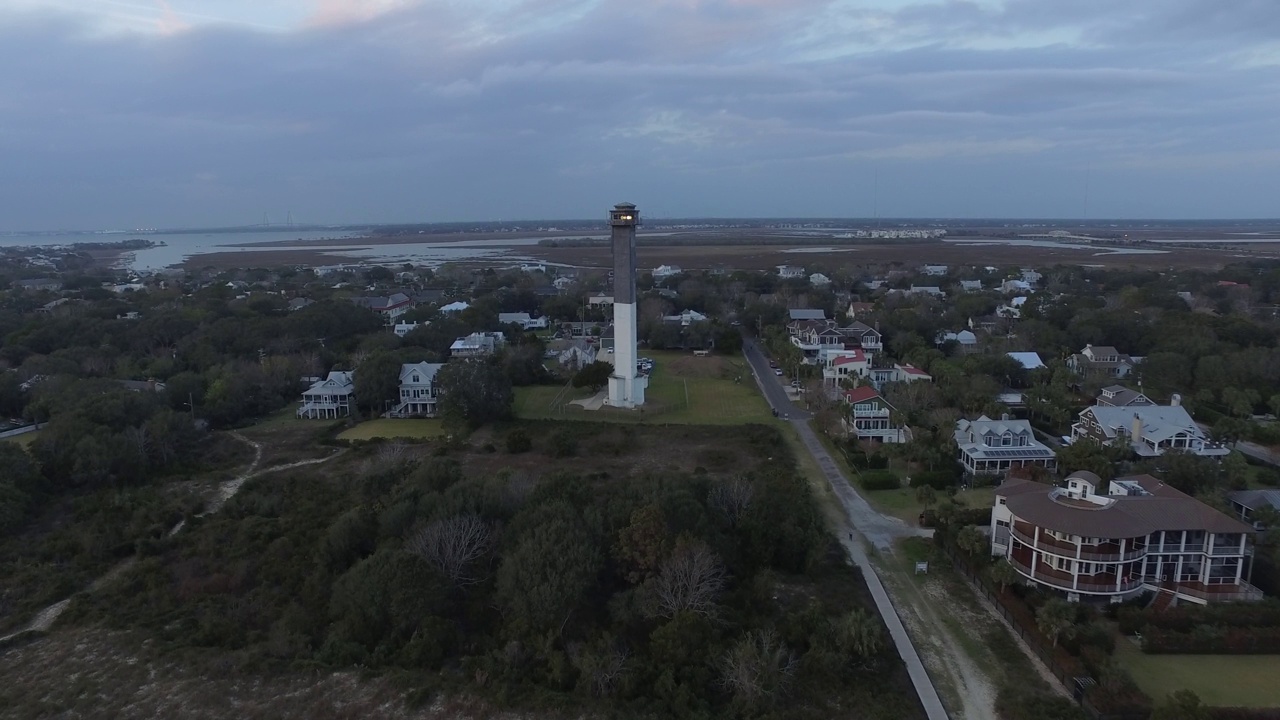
858;470;899;491
66;424;922;719
908;469;960;489
1141;626;1280;654
1210;709;1280;720
1117;601;1280;634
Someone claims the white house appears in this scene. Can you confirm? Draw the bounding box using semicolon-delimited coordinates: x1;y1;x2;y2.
821;348;869;387
1001;279;1034;295
662;309;708;326
937;330;979;351
351;293;413;324
997;296;1028;318
870;364;932;388
809;273;832;287
387;362;446;418
588;295;614;307
559;339;598;370
954;415;1057;476
440;301;470;314
553;276;575;291
842;386;905;444
907;285;945;297
298;371;355;419
1008;352;1046;370
1071;400;1229;458
450;331;506;358
776;265;806;279
499;312;549;330
922;264;949;276
959;280;983;292
394;321;423;337
653;265;683;280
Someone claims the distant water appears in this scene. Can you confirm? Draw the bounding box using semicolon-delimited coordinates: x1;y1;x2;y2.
0;230;553;270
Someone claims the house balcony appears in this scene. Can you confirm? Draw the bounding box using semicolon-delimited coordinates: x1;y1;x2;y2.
1166;579;1264;603
1009;524;1146;562
790;337;821;352
1008;554;1144;595
852;407;891;418
858;340;883;351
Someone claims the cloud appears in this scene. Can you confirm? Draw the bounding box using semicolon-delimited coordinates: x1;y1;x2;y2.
0;0;1278;227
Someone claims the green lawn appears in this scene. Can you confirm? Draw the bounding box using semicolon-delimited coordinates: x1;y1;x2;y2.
867;486;997;524
515;350;778;426
1115;638;1280;707
338;418;447;441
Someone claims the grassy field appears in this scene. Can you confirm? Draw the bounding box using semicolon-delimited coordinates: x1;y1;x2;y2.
1114;638;1280;707
337;418;447;441
515;350;777;425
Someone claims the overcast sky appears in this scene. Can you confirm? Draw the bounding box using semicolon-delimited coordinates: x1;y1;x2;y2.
2;0;1279;230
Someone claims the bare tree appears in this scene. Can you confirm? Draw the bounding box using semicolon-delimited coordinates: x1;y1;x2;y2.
708;477;753;527
568;638;630;697
406;514;492;586
648;541;727;619
124;425;150;466
719;629;799;703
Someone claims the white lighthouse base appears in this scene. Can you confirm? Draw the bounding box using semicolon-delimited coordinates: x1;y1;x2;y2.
607;374;647;408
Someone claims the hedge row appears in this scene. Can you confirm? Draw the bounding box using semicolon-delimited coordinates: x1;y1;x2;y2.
1211;709;1280;720
1141;626;1280;654
859;470;900;491
908;470;960;489
1117;601;1280;635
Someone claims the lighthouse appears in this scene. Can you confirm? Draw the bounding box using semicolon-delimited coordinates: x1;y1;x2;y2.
606;202;646;408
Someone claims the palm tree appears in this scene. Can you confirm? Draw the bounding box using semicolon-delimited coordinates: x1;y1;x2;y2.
955;525;988;557
915;485;937;508
1036;598;1078;647
987;559;1020;593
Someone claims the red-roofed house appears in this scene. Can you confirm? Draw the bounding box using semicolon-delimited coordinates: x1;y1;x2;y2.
821;348;869;387
842;386;905;444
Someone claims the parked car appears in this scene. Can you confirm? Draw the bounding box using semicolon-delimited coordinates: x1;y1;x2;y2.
774;368;784;376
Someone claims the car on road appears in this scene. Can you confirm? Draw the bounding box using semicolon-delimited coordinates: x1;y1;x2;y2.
774;368;784;376
768;361;777;369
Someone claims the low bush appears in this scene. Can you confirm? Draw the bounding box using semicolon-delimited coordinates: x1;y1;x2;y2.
1142;626;1280;654
1118;601;1280;635
859;470;900;491
908;470;959;490
505;429;532;454
549;431;577;458
1210;709;1280;720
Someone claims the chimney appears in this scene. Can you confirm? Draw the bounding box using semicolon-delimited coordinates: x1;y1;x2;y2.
1170;393;1181;407
1132;412;1143;441
1001;412;1010;421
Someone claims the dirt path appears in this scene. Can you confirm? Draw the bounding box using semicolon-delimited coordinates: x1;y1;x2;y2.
881;562;998;720
0;433;344;648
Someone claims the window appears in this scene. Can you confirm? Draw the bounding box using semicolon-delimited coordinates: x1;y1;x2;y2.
412;374;420;383
1001;433;1011;446
997;498;1007;505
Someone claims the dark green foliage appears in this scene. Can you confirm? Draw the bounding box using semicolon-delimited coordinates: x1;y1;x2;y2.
496;501;601;636
859;470;900;491
1142;626;1280;654
325;550;451;664
549;430;578;458
353;351;404;416
908;469;959;490
505;429;532;454
61;423;921;719
571;361;614;392
436;359;514;430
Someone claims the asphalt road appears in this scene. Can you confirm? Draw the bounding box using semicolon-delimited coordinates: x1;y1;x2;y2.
741;337;947;720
